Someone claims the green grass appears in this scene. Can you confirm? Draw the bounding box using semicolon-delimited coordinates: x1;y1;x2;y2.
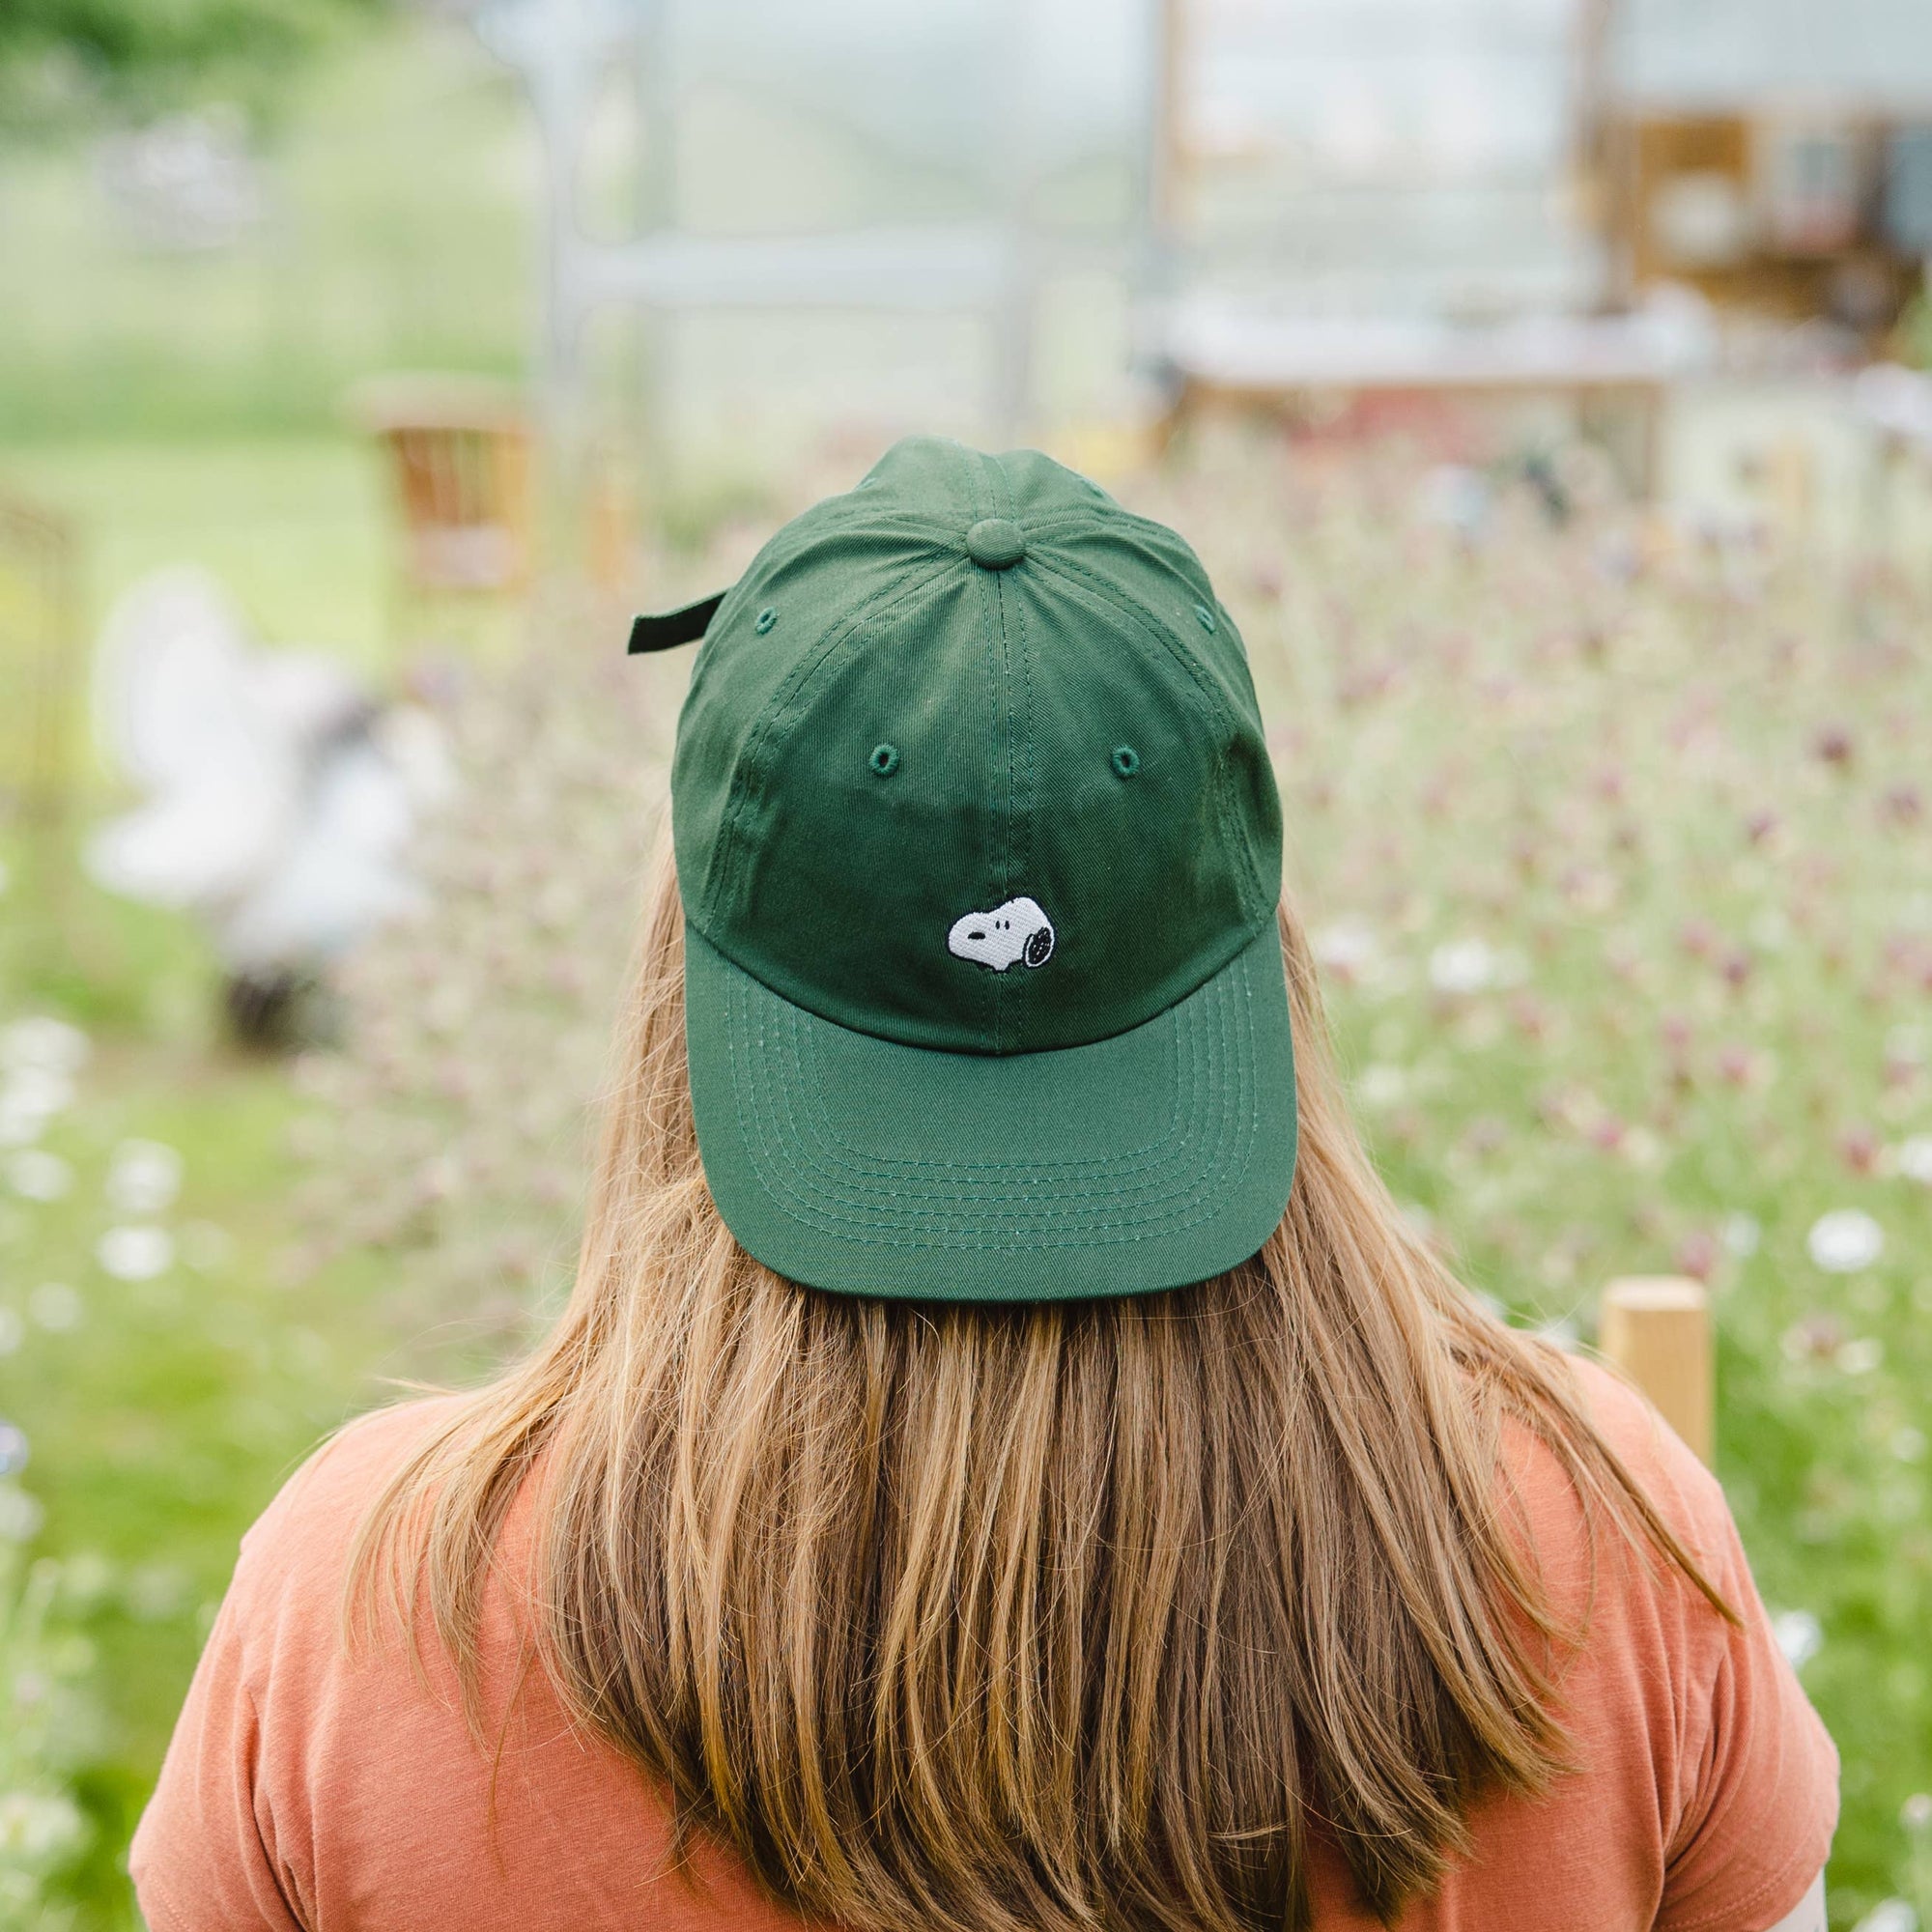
1;438;392;672
2;9;1928;1920
0;19;532;440
0;14;531;1923
0;862;401;1925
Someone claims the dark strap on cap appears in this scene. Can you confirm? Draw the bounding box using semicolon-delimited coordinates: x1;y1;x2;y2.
627;590;727;655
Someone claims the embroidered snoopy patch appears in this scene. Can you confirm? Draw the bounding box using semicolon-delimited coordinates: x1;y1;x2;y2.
948;896;1055;972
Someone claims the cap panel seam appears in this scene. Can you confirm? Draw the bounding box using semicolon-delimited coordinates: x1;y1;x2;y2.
1007;569;1037;1047
970;444;1009;1046
975;568;1005;1051
1026;551;1273;927
696;553;959;938
728;507;959;597
1014;507;1221;574
989;453;1020;1064
996;572;1019;1051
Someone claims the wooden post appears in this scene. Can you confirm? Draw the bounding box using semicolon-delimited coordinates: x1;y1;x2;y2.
1599;1276;1714;1466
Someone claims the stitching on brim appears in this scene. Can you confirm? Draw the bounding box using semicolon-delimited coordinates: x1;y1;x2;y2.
717;943;1264;1244
730;967;1255;1242
727;979;1237;1234
785;972;1200;1179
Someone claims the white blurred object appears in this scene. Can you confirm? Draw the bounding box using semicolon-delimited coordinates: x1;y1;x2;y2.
106;1140;184;1217
97;1226;176;1283
1419;467;1493;539
1856;363;1932;455
1771;1607;1823;1670
1851;1904;1917;1932
1805;1208;1885;1273
88;568;454;997
94;108;266;253
1648;172;1753;268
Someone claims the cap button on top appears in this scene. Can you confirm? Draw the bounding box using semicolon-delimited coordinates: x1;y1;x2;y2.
966;517;1026;570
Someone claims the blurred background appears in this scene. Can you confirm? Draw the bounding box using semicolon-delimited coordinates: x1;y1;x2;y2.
4;0;1932;1923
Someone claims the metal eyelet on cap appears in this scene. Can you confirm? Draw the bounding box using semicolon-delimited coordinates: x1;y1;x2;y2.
869;743;900;778
1194;603;1216;633
1111;745;1141;779
755;607;778;634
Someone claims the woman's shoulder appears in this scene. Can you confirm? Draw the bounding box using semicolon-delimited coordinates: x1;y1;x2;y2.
1505;1352;1736;1578
229;1393;470;1618
1479;1350;1762;1699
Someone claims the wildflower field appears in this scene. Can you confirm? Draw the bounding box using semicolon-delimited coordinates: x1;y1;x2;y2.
6;434;1932;1927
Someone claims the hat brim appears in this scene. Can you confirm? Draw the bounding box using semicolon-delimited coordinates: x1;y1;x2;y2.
683;922;1297;1301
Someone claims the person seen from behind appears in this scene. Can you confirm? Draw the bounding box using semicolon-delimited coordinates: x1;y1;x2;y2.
135;438;1837;1931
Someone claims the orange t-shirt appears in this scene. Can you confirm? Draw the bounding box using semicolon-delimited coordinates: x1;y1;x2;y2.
132;1360;1836;1932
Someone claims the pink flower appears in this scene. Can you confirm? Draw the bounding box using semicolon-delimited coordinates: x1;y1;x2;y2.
1881;783;1922;827
1717;1044;1762;1087
1675;1232;1720;1282
1812;724;1854;768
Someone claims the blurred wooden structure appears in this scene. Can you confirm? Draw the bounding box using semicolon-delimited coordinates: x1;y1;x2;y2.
0;487;83;869
1600;112;1929;332
349;376;534;634
1595;0;1932;334
471;0;1041;461
1599;1274;1715;1466
1151;308;1676;494
1141;0;1699;494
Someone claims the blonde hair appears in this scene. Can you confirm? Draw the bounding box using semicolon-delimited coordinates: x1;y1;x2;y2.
352;834;1722;1930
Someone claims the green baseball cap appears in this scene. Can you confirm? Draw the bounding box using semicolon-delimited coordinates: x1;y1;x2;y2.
630;436;1295;1301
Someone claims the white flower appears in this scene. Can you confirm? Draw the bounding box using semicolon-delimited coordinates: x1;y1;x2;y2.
1419;464;1492;536
0;1422;25;1477
1720;1211;1761;1258
0;1017;90;1076
1806;1208;1884;1273
1358;1064;1407;1107
1429;938;1497;994
96;1227;175;1282
180;1220;236;1273
4;1150;72;1202
1898;1136;1932;1184
1852;1903;1918;1932
1313;922;1379;973
1771;1608;1823;1669
1835;1337;1884;1376
0;1789;85;1859
0;1485;45;1544
1902;1791;1932;1832
0;1066;73;1149
106;1139;184;1216
126;1563;189;1621
27;1284;82;1332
